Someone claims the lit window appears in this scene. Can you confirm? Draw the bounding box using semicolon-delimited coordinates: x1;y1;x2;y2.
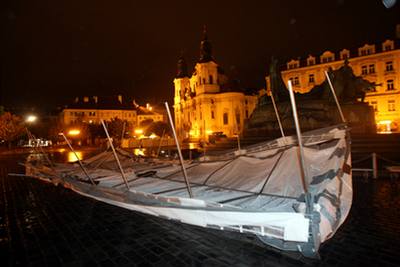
387;80;394;91
361;66;368;75
223;113;228;125
293;77;300;86
388;100;396;111
369;64;375;74
309;74;315;83
386;61;393;72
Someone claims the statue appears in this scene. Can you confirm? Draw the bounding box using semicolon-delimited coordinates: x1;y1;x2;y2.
246;59;377;136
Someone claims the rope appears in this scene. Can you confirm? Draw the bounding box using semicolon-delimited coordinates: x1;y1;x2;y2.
351;154;372;164
376;154;400;166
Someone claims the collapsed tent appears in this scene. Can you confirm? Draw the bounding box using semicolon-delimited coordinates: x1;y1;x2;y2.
25;124;352;258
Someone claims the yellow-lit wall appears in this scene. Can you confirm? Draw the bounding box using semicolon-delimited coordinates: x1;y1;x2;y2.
266;41;400;132
174;62;257;140
62;109;137;125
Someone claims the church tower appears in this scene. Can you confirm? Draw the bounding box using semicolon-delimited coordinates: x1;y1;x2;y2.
191;27;220;95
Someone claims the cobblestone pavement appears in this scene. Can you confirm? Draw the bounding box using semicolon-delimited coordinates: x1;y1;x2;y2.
1;154;400;267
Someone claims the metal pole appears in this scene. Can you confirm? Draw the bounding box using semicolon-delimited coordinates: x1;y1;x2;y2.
270;90;286;138
101;120;130;190
236;134;241;151
287;81;311;207
288;80;320;258
372;152;378;179
165;102;193;198
60;133;96;185
324;71;346;123
156;129;165;158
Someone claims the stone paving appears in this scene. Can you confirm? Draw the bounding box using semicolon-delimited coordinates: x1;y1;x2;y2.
1;154;400;266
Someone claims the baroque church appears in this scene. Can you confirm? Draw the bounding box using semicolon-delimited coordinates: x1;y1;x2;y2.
173;29;258;141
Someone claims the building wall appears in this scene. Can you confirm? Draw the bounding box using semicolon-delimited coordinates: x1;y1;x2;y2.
62;109;137;125
174;62;257;141
266;40;400;132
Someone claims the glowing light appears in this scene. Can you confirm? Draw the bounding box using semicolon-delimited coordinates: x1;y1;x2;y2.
134;129;143;135
58;148;66;153
206;130;213;135
133;148;145;156
68;129;81;136
26;115;37;123
149;133;157;139
68;151;82;162
377;120;392;134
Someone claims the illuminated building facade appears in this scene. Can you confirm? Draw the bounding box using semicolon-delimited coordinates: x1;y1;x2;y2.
173;29;257;141
61;95;163;127
266;38;400;133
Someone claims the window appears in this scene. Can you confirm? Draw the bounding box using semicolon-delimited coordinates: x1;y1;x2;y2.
388;100;396;111
386;61;394;72
387;80;394;91
361;66;368;75
209;75;213;84
371;101;378;112
211;110;215;119
203;78;206;84
308;59;315;66
309;74;315;83
223;113;228;125
293;77;300;86
70;112;74;116
369;64;375;74
245;110;249;119
211;99;214;104
200;112;202;120
385;45;392;51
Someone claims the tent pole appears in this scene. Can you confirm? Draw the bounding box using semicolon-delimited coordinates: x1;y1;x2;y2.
60;133;96;185
164;102;193;198
101;120;130;190
156;129;165;158
324;71;346;123
270;90;286;138
287;80;320;258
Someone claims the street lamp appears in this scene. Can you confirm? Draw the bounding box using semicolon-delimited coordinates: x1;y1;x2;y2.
26;115;37;123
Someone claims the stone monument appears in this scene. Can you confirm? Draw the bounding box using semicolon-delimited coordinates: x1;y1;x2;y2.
245;59;377;137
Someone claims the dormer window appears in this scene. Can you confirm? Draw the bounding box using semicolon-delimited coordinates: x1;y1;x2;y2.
340;49;350;60
382;40;394;52
320;51;335;64
287;59;300;69
358;44;375;56
307;55;316;66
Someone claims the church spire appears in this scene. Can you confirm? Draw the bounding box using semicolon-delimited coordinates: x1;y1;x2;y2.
199;25;213;63
176;52;189;78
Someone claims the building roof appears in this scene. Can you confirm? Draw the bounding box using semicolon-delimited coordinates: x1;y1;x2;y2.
64;95;136;111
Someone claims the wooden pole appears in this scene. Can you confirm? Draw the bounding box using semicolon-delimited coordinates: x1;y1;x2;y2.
165;102;193;198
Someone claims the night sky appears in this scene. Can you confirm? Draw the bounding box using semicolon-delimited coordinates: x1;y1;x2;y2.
1;0;399;112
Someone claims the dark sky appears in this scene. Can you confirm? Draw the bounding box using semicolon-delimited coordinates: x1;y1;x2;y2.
1;0;399;111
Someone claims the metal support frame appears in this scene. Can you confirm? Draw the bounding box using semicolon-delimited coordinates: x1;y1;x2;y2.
287;80;320;259
60;133;96;185
324;71;346;123
165;102;193;198
101;120;130;190
270;90;286;138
